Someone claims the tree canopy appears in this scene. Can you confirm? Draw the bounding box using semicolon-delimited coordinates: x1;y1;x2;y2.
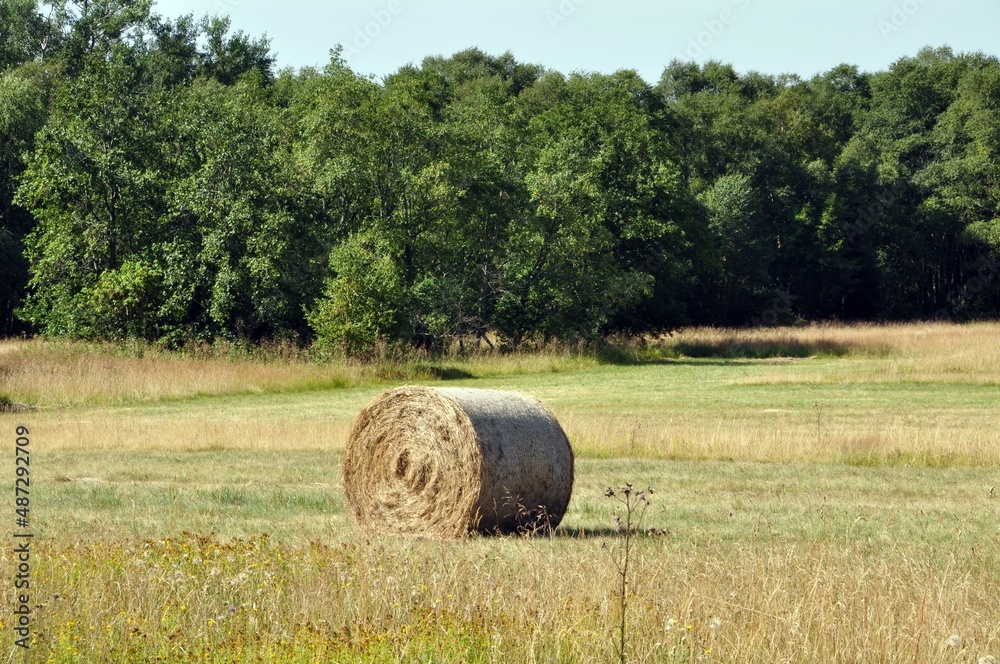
3;2;1000;349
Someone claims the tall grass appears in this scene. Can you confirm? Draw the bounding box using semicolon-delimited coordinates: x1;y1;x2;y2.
2;521;995;662
0;337;599;408
6;322;1000;409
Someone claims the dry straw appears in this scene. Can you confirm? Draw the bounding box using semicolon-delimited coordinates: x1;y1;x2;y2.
343;386;574;537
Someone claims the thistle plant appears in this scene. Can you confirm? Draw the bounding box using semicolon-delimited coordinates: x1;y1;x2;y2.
605;483;654;664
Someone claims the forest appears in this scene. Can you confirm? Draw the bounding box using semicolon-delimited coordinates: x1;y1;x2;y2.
2;0;1000;350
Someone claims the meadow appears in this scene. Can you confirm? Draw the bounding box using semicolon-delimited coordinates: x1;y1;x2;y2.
0;323;998;662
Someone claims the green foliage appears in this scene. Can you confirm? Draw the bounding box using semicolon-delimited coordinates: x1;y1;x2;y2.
7;2;1000;347
82;259;163;339
159;76;317;341
16;45;164;337
0;63;54;333
0;0;47;70
697;173;771;323
196;15;275;85
50;0;153;73
307;231;408;353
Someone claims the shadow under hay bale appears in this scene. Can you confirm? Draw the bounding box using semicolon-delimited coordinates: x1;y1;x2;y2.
343;386;574;538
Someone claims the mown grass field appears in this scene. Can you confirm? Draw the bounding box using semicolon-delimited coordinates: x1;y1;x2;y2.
1;324;999;662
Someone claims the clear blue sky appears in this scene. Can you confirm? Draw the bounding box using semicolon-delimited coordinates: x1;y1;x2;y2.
151;0;999;81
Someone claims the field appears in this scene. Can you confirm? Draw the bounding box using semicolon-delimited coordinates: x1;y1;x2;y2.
1;323;998;663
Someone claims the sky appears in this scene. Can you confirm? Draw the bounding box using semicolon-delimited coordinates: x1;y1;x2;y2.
150;0;1000;82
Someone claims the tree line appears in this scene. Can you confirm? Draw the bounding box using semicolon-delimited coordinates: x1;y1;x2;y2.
3;1;1000;350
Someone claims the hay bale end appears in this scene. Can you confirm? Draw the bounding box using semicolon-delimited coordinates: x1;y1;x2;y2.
342;386;574;537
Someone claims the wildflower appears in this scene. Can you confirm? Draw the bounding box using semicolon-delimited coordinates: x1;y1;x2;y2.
946;634;962;649
710;617;723;630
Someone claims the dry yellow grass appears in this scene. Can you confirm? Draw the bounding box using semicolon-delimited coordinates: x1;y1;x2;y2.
2;517;996;662
712;322;1000;385
0;338;360;407
0;337;598;408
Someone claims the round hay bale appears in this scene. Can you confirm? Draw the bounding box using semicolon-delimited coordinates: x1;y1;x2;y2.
343;386;574;537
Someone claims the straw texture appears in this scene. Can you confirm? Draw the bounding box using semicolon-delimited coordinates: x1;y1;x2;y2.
343;386;574;537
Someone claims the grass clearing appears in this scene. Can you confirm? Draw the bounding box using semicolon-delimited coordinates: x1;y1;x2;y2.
1;323;999;661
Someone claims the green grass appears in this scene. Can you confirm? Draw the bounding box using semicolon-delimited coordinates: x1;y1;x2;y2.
28;450;1000;549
